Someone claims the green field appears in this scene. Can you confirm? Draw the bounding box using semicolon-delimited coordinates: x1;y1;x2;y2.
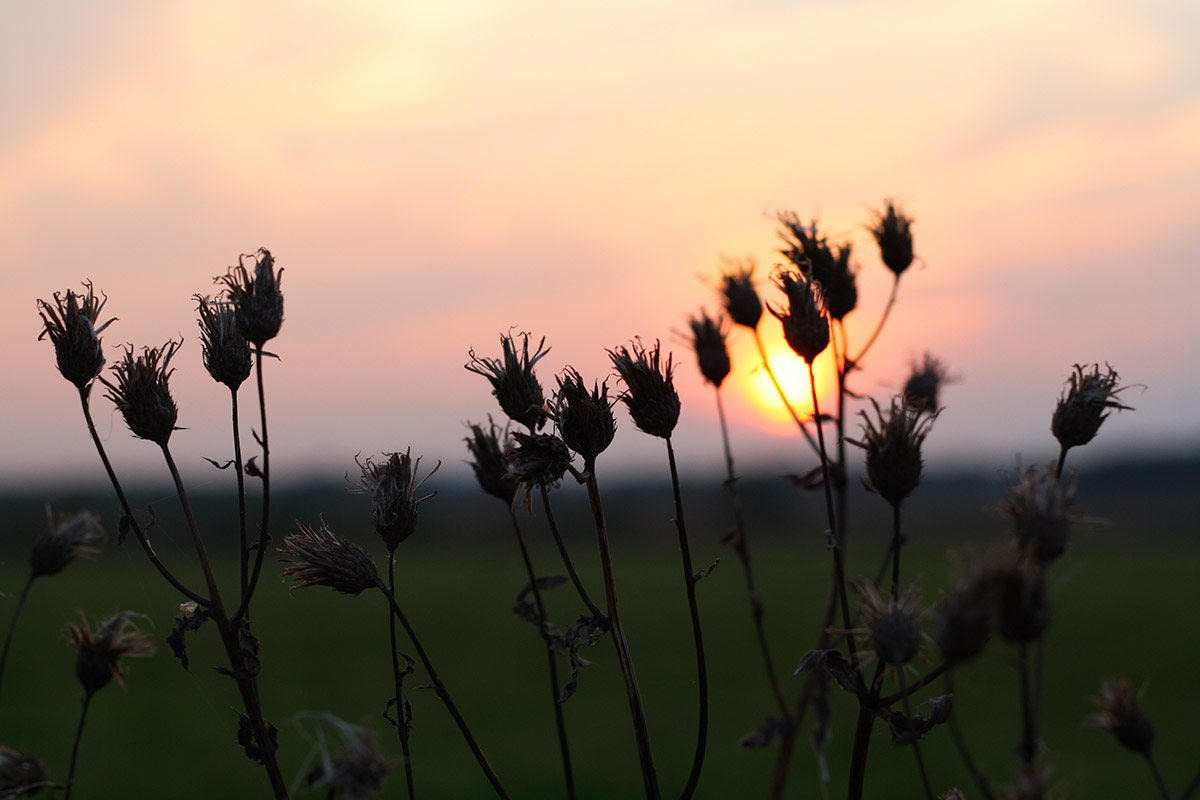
1;463;1196;798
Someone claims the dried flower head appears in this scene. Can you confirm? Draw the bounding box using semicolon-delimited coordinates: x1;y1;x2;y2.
65;611;155;697
281;521;380;596
685;309;731;388
465;418;517;505
903;352;955;413
466;332;550;432
851;579;927;669
307;725;389;800
769;270;830;364
217;248;284;347
991;563;1051;645
717;257;763;330
507;432;572;489
554;368;617;467
850;397;936;508
1086;678;1154;755
1051;363;1133;451
0;746;50;797
101;341;181;446
1001;464;1077;566
350;451;439;553
777;213;859;321
195;294;252;389
37;281;115;391
933;571;994;666
869;200;915;278
608;340;681;439
29;508;105;579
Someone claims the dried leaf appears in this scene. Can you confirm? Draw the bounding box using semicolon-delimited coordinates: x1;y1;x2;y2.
739;715;788;748
165;603;211;672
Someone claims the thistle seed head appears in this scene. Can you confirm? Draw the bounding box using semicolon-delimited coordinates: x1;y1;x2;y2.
554;368;616;466
30;508;105;579
195;294;252;389
903;352;955;413
465;332;550;432
777;213;859;321
1001;464;1077;566
217;248;284;347
869;200;915;278
990;563;1051;645
717;257;763;330
685;309;731;388
0;746;50;797
852;397;936;508
307;725;389;800
853;580;926;667
465;418;518;505
101;341;181;446
65;610;155;698
281;521;380;596
1051;363;1132;451
608;340;681;439
1086;679;1154;755
507;431;572;488
350;451;439;552
768;270;830;364
37;281;115;391
933;571;994;666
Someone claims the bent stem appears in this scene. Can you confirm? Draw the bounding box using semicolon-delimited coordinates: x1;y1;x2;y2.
714;388;787;717
666;437;709;800
387;554;417;800
538;484;607;624
583;469;660;800
508;510;575;800
376;581;511;800
64;693;93;800
0;574;35;698
849;275;900;367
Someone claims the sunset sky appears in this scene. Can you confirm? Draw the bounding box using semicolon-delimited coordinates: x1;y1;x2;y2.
3;1;1198;490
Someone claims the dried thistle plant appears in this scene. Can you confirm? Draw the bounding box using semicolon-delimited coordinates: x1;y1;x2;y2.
608;339;680;439
217;248;284;347
280;522;380;596
65;611;155;698
195;294;252;389
350;451;439;553
768;269;830;365
466;332;550;432
1051;363;1133;454
868;200;915;278
36;282;115;391
684;310;731;388
718;257;763;330
101;341;182;446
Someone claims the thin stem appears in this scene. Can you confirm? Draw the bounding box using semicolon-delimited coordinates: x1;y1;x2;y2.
583;470;660;800
64;693;92;800
1180;762;1200;800
538;484;608;624
0;574;35;698
666;437;709;800
376;581;511;800
944;670;997;800
896;667;935;800
833;319;849;546
77;387;207;606
879;663;949;707
1054;444;1069;481
1145;753;1172;800
846;703;876;800
753;329;820;457
714;388;787;717
232;387;249;603
891;504;902;601
1017;643;1037;768
236;346;271;621
849;275;900;367
508;510;575;800
388;555;417;800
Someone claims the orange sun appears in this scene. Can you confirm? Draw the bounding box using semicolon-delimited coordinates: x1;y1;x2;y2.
729;325;838;434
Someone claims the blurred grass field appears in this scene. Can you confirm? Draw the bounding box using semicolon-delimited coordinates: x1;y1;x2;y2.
1;460;1196;798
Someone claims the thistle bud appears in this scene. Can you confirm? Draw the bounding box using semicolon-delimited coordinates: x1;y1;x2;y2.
903;352;954;412
37;281;115;391
466;332;550;432
608;340;680;439
869;200;915;278
102;341;181;446
350;450;439;552
718;258;763;330
1051;364;1132;451
0;746;50;797
217;248;284;347
1001;464;1076;566
554;368;616;466
686;310;731;388
66;611;155;698
1087;679;1154;755
281;521;380;596
195;294;252;389
465;419;518;505
769;270;829;364
30;508;105;579
851;397;935;508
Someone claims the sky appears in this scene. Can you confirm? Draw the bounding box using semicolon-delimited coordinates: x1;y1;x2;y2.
3;0;1198;491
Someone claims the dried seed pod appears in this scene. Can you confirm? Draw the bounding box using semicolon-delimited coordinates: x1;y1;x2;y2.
37;281;115;391
350;450;439;552
869;200;915;278
30;508;105;579
217;248;284;347
281;521;380;596
852;397;936;508
777;213;859;321
769;270;829;365
195;294;252;389
465;419;517;505
1086;678;1154;755
718;257;763;330
102;341;181;446
608;340;680;439
851;579;928;670
1051;363;1132;450
507;432;572;487
466;332;550;432
685;309;731;388
1001;464;1077;566
65;611;155;698
903;352;955;413
554;368;616;466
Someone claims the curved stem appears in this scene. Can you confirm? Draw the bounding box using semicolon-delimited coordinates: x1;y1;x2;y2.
232;388;249;603
236;346;271;621
583;470;660;800
944;670;997;800
849;275;900;367
538;484;607;624
508;510;575;800
753;329;820;457
0;574;35;699
77;387;207;606
666;437;709;800
896;667;935;800
1145;753;1172;800
64;693;92;800
376;581;511;800
715;388;787;717
388;555;417;800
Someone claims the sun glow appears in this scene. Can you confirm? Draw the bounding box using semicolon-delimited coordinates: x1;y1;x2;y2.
730;326;838;434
